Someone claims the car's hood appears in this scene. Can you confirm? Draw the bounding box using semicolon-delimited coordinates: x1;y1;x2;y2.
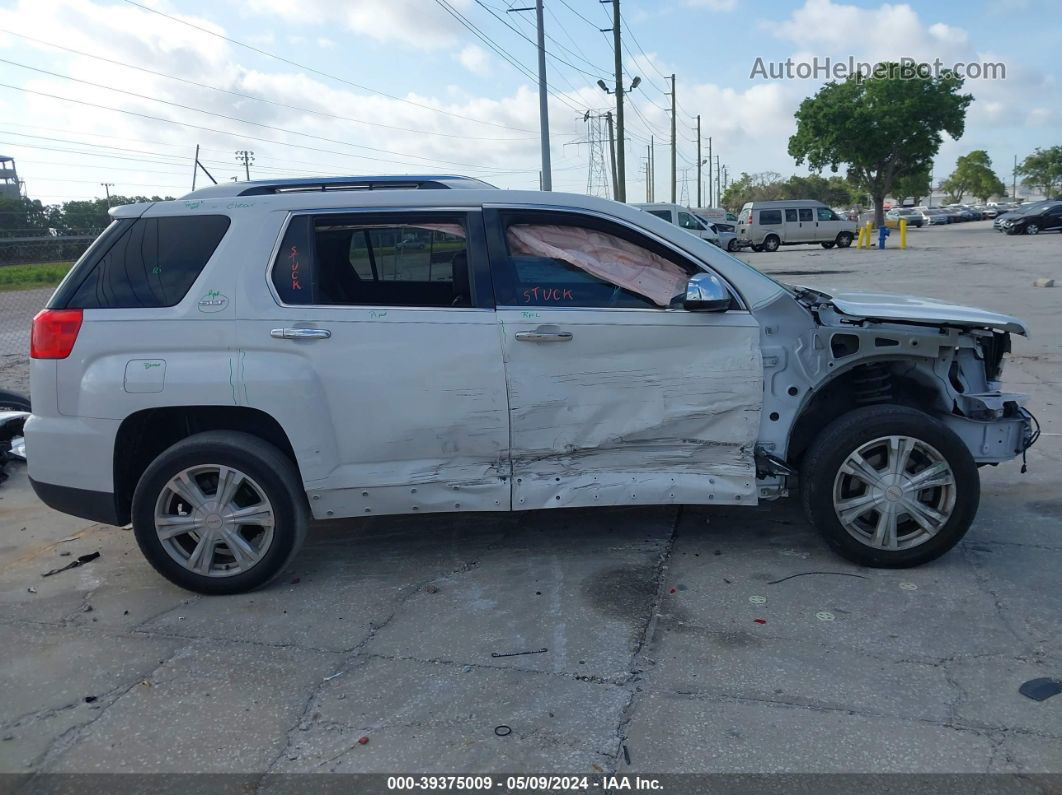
822;291;1028;335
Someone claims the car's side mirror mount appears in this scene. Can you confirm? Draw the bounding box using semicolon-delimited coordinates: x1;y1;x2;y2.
683;272;731;312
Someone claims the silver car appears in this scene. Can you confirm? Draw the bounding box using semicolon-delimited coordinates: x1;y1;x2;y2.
26;176;1037;593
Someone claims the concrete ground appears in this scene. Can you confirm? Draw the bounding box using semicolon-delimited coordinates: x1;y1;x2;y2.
0;221;1059;782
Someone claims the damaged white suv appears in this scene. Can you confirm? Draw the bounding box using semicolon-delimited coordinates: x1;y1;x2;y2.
26;176;1036;594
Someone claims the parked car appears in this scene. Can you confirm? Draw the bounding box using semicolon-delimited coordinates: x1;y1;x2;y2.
994;201;1052;231
885;208;924;228
737;200;857;251
634;202;740;252
1001;201;1062;235
26;176;1036;593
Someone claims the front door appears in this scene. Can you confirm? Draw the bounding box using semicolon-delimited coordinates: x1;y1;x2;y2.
485;207;763;510
240;209;511;519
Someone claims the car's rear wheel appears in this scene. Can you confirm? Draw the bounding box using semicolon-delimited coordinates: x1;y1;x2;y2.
1026;224;1040;235
132;431;308;594
821;241;835;249
836;232;854;248
800;405;979;568
751;244;764;252
762;234;780;252
727;239;739;252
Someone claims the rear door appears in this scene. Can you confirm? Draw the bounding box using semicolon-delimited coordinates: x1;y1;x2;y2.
239;208;511;519
484;207;762;510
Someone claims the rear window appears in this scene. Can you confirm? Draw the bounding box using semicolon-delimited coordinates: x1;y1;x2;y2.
759;209;782;225
57;216;230;309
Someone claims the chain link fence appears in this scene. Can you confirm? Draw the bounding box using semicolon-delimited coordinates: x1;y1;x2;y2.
1;237;94;396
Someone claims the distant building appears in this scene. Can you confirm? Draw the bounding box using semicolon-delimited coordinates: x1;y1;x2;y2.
0;156;23;200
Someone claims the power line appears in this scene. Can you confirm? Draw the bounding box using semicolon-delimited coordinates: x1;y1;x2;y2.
117;0;537;133
477;1;605;79
0;30;537;143
0;67;540;173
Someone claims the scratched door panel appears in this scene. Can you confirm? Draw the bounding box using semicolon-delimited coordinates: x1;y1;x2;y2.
499;307;763;510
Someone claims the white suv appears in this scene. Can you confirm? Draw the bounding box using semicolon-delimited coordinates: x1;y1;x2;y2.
26;176;1036;594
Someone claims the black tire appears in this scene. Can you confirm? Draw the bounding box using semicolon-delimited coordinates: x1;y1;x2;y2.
836;232;854;248
751;244;764;252
821;241;835;249
132;431;308;595
762;234;780;252
0;390;31;412
800;405;980;568
727;238;738;252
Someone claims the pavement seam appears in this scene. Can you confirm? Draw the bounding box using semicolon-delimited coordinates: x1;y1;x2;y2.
605;505;682;774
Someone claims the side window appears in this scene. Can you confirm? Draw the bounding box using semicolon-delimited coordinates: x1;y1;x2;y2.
759;209;782;225
817;207;837;221
737;209;751;224
678;212;702;230
63;216;230;309
647;210;672;222
271;213;471;307
798;208;814;222
496;215;699;309
784;209;798;222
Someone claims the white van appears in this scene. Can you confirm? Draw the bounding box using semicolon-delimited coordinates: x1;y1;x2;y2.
633;202;740;252
738;200;857;252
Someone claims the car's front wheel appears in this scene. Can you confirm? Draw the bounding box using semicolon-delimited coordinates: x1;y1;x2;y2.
836;232;854;248
1025;224;1040;235
132;431;308;594
800;405;979;568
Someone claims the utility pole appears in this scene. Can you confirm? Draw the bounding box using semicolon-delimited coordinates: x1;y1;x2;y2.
649;135;655;202
669;73;676;204
511;3;552;190
602;0;625;201
605;111;617;200
645;145;651;201
100;182;114;205
1012;154;1018;200
715;155;721;206
235;150;254;181
696;115;702;207
707;136;713;206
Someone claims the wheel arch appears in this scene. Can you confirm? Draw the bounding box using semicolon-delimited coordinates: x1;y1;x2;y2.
114;406;300;525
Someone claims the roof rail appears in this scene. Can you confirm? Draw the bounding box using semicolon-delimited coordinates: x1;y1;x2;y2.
180;175;496;200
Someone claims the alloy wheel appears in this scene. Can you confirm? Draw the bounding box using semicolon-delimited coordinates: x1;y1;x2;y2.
832;435;956;551
154;464;276;577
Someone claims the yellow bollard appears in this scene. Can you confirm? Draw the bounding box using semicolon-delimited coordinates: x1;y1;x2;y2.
865;221;873;247
899;218;907;249
857;225;866;248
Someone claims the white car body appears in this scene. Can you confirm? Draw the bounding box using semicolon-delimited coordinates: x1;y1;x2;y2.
24;176;1035;590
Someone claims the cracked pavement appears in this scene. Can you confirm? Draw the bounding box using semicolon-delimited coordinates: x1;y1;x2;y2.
0;223;1059;780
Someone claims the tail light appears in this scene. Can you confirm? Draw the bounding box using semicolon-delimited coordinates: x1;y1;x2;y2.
31;309;83;359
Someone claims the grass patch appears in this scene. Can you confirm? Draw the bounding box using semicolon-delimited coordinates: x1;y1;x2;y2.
0;262;74;292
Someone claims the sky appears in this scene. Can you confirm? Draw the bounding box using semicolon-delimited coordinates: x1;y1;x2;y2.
0;0;1058;205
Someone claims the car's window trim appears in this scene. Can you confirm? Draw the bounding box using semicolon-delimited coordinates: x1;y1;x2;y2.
264;207;494;311
481;203;747;312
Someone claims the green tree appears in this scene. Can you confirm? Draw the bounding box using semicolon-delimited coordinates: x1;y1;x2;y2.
788;64;972;226
0;197;54;237
719;171;786;211
939;150;1006;203
1016;146;1062;198
52;195;174;234
891;166;932;206
782;174;859;207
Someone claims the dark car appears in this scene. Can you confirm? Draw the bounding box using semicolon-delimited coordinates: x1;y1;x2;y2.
993;201;1049;231
1002;201;1062;235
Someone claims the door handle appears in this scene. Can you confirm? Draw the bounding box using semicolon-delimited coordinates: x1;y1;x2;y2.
270;328;331;340
515;330;573;342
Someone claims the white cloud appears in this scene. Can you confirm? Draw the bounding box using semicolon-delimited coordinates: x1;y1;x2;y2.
684;0;738;10
457;44;491;76
243;0;472;49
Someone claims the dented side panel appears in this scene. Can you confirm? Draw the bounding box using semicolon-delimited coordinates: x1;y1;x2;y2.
499;308;763;509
